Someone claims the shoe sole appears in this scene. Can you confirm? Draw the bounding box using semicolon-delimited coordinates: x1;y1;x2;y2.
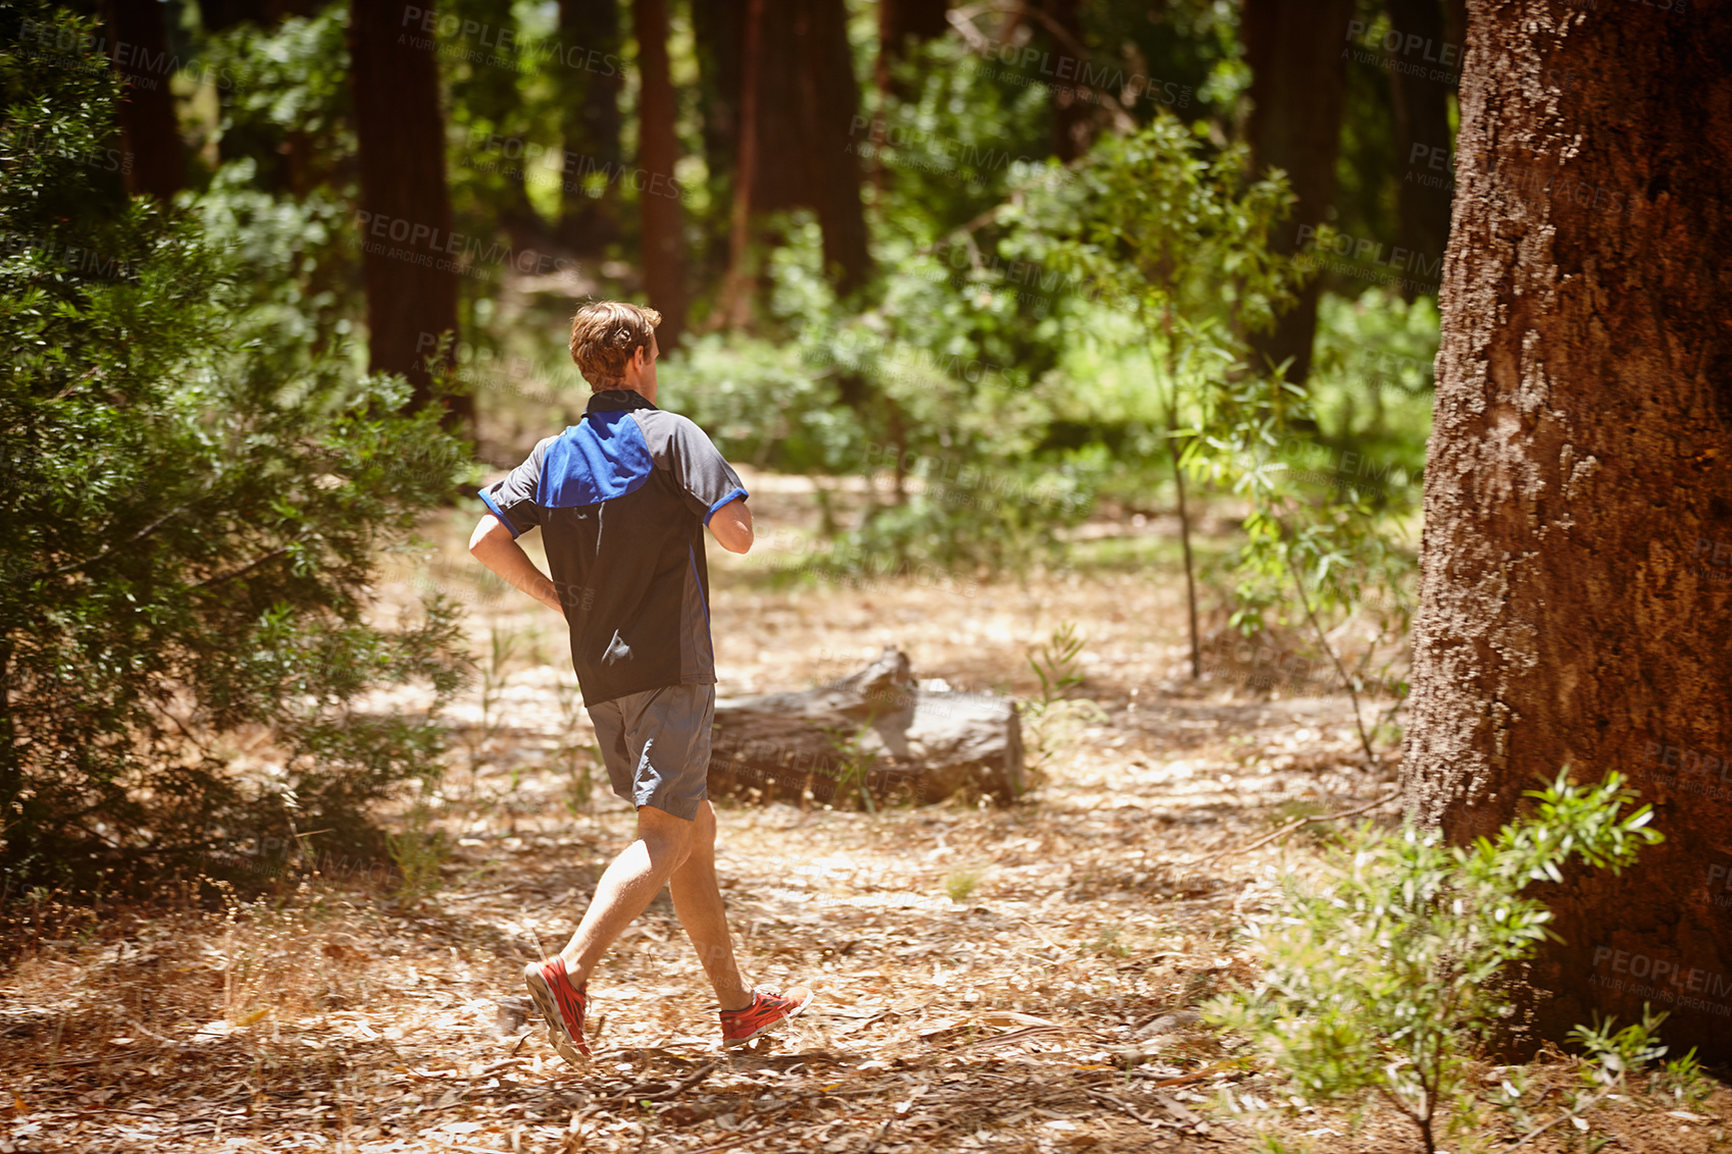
523;964;590;1066
722;987;815;1049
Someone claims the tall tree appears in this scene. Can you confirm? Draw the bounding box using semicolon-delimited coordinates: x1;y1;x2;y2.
556;0;624;247
1386;0;1454;295
101;0;185;200
1037;0;1089;162
195;0;315;32
632;0;686;344
716;0;763;330
1403;0;1732;1061
741;0;872;294
349;0;469;428
691;0;742;196
877;0;949;96
1241;0;1356;383
880;0;950;51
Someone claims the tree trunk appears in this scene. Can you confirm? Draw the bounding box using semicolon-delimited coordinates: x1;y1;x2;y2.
877;0;949;97
880;0;950;52
691;0;743;194
632;0;686;345
708;649;1024;808
195;0;316;33
1385;0;1454;298
556;0;624;247
349;0;470;429
747;0;872;294
1037;0;1089;162
1402;0;1732;1061
1241;0;1356;384
101;0;185;201
715;0;763;331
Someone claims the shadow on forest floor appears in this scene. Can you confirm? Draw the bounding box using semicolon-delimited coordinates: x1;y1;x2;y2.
4;472;1726;1153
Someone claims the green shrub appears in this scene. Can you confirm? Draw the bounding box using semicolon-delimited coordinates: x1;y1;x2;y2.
665;215;1104;573
1209;771;1662;1154
0;5;469;895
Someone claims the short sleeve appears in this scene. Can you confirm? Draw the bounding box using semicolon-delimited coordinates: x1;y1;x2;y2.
477;437;552;538
661;416;748;524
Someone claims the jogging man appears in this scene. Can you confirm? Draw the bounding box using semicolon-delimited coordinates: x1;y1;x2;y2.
468;301;811;1065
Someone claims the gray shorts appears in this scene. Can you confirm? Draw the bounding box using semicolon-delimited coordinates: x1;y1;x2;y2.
587;683;715;821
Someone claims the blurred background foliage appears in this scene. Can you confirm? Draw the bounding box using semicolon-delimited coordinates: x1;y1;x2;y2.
3;0;1449;889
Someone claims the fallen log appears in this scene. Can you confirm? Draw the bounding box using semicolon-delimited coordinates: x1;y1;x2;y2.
708;648;1023;808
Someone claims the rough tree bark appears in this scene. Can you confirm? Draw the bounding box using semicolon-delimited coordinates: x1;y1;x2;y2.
556;0;624;247
631;0;686;344
1241;0;1357;384
1385;0;1455;296
349;0;470;428
1403;0;1732;1060
101;0;185;200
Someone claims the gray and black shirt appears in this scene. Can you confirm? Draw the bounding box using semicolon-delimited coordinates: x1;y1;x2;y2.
478;389;748;705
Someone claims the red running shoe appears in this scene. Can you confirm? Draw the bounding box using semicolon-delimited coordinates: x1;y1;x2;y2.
523;956;591;1066
720;985;814;1048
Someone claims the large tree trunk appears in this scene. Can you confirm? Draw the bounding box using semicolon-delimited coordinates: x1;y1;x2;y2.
1403;0;1732;1060
350;0;469;429
556;0;624;248
691;0;743;193
745;0;873;294
1385;0;1454;297
708;650;1024;808
631;0;687;345
1241;0;1356;384
715;0;763;331
101;0;185;201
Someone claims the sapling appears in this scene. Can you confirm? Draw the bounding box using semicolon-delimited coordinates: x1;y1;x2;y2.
1209;771;1662;1154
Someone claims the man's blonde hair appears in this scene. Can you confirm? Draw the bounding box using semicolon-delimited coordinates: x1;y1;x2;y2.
568;300;662;388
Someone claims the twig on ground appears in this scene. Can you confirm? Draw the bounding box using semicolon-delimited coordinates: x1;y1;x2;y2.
961;1024;1074;1049
687;1121;799;1154
1184;793;1400;867
1505;1086;1617;1150
1086;1087;1161;1126
1137;1062;1235;1089
602;1060;720;1104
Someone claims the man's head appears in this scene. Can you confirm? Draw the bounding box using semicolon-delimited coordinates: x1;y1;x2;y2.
568;301;661;399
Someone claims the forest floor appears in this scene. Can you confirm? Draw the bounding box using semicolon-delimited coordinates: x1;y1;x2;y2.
3;470;1729;1154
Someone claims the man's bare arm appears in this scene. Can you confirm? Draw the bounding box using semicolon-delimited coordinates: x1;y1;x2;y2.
469;515;564;613
708;497;753;554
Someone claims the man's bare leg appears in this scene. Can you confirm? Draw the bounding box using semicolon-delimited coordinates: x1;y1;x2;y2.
667;801;752;1012
558;805;695;983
